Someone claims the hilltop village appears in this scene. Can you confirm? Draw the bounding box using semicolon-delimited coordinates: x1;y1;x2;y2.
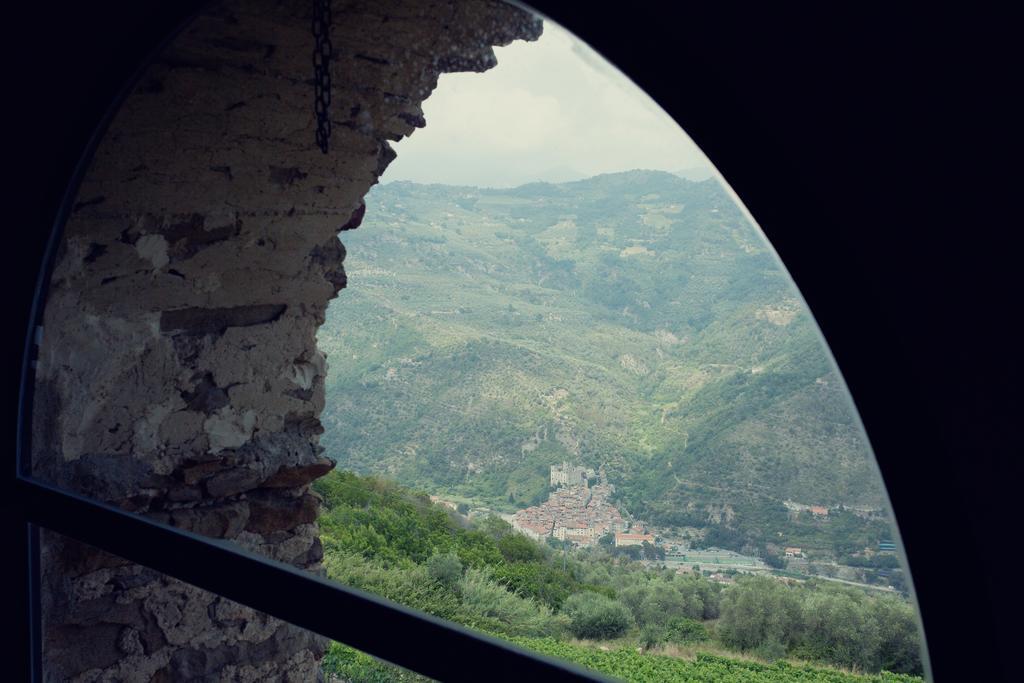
512;463;650;547
505;464;898;592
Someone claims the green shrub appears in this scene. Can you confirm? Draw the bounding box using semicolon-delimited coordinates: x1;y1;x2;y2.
426;551;463;588
562;591;633;640
664;616;708;644
456;567;559;637
323;552;461;622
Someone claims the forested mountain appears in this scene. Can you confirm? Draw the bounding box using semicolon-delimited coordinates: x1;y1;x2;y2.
318;170;887;551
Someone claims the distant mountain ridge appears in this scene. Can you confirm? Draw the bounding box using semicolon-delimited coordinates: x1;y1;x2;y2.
319;169;887;553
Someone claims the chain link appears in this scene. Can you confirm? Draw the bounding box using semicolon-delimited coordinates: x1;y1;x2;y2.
312;0;333;154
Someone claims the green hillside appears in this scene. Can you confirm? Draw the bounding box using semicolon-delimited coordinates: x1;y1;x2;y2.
319;170;887;553
314;470;922;681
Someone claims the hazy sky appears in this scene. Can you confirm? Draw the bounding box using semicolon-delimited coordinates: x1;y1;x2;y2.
383;20;714;188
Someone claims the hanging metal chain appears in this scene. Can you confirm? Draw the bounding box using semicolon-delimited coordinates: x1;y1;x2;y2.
312;0;333;154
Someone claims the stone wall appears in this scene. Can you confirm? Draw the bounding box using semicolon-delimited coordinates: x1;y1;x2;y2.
31;1;541;680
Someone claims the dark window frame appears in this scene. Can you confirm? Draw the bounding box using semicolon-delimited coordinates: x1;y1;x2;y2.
14;2;1022;681
29;2;1010;681
10;6;609;681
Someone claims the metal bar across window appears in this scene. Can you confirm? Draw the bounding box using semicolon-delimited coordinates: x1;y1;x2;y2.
13;475;611;682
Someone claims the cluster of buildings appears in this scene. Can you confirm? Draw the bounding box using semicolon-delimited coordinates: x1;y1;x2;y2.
783;500;830;518
613;531;656;548
784;501;886;522
512;464;628;546
841;504;885;520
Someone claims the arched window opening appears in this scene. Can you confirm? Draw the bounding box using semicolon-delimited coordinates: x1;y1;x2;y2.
316;15;929;682
19;1;929;681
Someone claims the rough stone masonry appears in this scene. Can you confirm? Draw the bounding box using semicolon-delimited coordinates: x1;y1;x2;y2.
31;1;541;680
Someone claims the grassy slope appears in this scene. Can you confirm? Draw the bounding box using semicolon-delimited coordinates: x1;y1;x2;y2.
315;470;921;683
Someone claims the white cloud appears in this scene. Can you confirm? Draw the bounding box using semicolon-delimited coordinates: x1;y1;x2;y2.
383;20;712;187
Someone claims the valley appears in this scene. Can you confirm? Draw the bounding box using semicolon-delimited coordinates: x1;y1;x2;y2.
315;171;921;679
319;170;893;572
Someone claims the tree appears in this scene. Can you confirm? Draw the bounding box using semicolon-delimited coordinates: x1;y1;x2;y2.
640;541;665;561
497;533;546;563
716;576;802;651
800;589;880;671
613;544;641;561
869;595;923;675
638;581;693;627
478;515;513;540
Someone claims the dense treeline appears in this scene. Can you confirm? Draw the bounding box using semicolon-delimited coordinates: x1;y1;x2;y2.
716;577;921;674
314;471;922;681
